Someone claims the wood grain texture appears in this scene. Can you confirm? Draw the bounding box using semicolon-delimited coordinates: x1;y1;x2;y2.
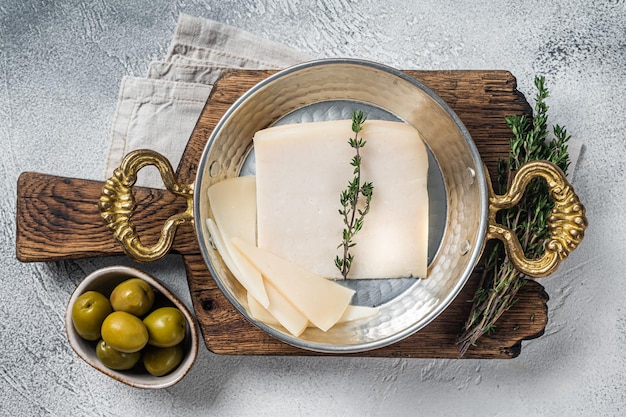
15;69;543;358
15;172;198;262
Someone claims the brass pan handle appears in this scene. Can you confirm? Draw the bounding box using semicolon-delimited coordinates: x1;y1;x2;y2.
99;150;194;262
487;160;587;278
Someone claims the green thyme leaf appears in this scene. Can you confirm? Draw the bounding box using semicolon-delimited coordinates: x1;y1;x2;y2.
457;76;572;356
336;110;373;279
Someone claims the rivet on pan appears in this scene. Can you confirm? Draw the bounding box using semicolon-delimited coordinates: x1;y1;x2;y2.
209;160;220;177
460;240;471;256
465;167;476;185
208;234;217;250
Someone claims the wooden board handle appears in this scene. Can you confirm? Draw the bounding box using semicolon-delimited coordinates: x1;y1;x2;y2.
16;172;199;262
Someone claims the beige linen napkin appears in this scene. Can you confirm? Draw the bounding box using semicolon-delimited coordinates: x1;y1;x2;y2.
104;13;311;189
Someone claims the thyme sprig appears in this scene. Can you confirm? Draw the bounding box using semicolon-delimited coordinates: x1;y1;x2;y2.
335;110;374;279
457;76;572;356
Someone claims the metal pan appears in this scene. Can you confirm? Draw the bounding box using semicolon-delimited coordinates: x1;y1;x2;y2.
100;59;587;353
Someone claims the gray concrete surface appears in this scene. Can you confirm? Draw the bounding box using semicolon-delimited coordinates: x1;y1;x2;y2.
2;1;625;416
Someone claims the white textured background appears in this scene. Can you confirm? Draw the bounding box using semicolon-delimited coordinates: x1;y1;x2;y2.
1;1;625;416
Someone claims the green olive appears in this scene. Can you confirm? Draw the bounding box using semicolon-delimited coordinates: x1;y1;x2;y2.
110;278;155;316
143;307;187;348
72;291;113;341
101;311;149;353
143;344;184;377
95;339;141;370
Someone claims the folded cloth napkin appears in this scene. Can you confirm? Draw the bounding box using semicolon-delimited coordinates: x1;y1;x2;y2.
104;13;311;189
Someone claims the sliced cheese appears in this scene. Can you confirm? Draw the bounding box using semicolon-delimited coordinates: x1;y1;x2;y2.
207;177;268;306
207;176;257;244
248;293;379;328
254;119;429;279
338;305;380;323
246;288;308;337
208;217;307;336
206;218;269;308
231;237;355;331
247;292;276;324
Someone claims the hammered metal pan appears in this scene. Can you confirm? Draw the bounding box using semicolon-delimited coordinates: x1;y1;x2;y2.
99;59;587;353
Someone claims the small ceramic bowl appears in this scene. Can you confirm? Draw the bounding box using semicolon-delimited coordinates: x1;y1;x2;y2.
65;265;198;389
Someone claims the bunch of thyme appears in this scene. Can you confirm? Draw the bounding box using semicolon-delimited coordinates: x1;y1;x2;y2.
335;110;374;279
457;76;572;356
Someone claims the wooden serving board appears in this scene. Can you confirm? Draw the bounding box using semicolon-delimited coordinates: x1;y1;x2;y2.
16;69;547;359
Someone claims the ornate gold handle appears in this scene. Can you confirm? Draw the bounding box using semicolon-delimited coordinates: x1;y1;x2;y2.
487;160;587;278
98;150;194;262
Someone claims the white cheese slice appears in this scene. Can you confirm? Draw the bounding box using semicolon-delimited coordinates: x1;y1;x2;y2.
338;305;380;323
208;218;307;335
207;176;257;244
206;176;269;307
205;218;269;308
247;292;277;325
246;290;309;336
231;237;355;331
248;293;379;328
254;119;428;279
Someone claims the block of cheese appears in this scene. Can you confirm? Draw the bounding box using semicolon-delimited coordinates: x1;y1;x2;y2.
254;119;429;279
207;177;269;307
231;237;355;331
207;218;308;336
